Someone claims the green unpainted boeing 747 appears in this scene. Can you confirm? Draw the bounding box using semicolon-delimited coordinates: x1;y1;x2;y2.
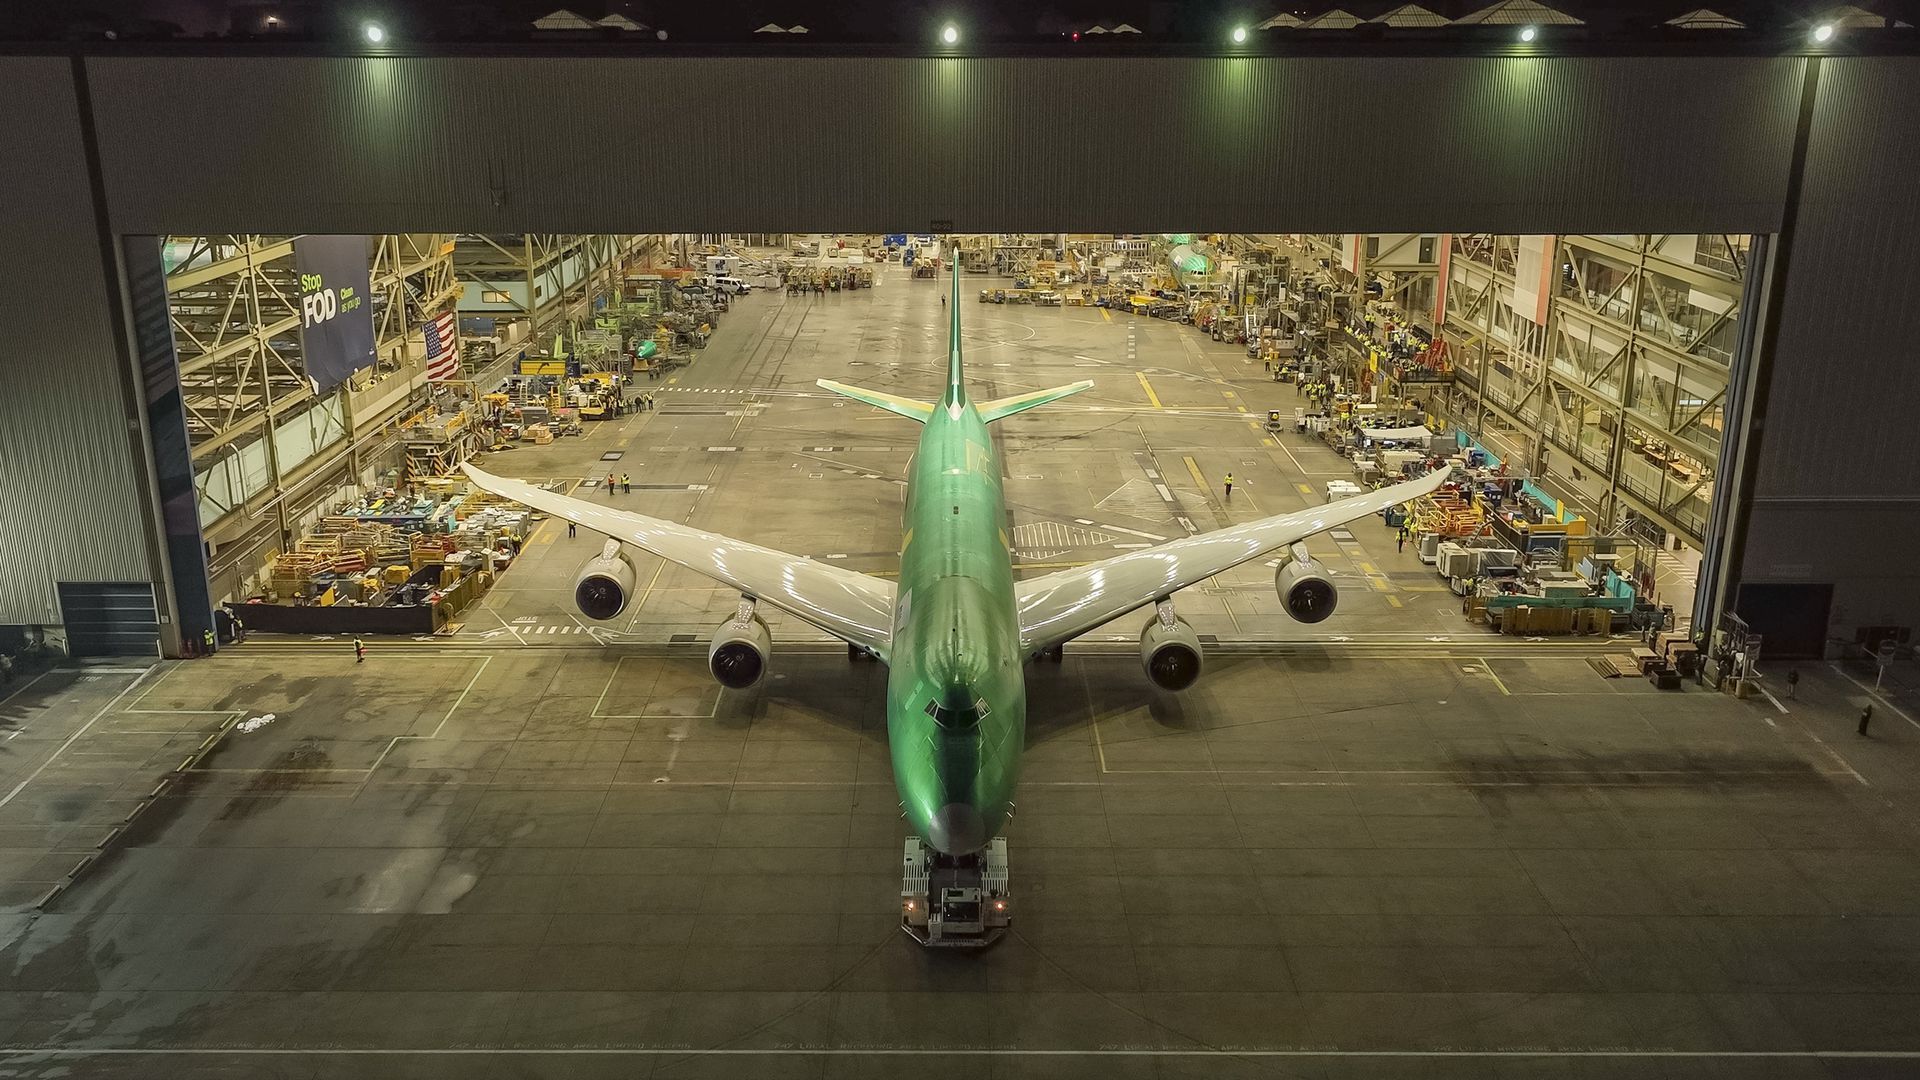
463;264;1447;946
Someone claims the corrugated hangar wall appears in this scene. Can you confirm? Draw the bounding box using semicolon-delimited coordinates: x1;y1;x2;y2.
81;56;1800;235
0;58;157;627
0;51;1912;648
1740;57;1920;643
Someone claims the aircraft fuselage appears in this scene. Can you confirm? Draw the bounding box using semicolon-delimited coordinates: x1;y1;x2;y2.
884;350;1025;856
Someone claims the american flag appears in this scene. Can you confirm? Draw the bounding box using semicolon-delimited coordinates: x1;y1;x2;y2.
424;311;460;381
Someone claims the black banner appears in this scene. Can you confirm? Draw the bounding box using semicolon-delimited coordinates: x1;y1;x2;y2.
294;235;375;394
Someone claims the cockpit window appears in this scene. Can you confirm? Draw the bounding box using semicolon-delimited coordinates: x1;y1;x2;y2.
924;698;986;727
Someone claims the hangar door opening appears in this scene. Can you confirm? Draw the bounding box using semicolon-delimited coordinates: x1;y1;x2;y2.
138;231;1755;652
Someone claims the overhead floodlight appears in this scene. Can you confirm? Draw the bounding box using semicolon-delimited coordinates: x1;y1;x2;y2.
1812;23;1835;43
1519;25;1537;42
941;24;958;44
1232;25;1248;43
363;22;385;43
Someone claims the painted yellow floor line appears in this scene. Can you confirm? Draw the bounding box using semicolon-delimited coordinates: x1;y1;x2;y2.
1264;438;1277;447
1480;658;1512;696
1136;372;1163;409
1182;455;1211;493
1296;483;1314;495
1101;309;1112;322
1386;595;1404;608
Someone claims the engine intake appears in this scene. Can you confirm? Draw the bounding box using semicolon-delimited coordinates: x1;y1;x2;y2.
709;613;772;689
1276;556;1338;624
1139;614;1203;692
574;542;637;620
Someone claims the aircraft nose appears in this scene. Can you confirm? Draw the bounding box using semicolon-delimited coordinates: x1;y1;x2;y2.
927;802;987;855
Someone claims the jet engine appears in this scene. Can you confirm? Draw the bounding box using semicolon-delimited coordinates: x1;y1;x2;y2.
708;611;772;689
1139;609;1203;692
1275;545;1338;624
574;540;637;620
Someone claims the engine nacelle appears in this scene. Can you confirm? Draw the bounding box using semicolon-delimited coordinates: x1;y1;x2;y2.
1276;556;1338;624
574;542;637;621
1139;614;1203;692
708;613;772;689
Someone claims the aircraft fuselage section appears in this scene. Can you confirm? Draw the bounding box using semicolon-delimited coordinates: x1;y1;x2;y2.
886;397;1025;856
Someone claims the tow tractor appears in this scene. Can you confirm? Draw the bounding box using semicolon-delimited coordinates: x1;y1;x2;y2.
900;836;1011;947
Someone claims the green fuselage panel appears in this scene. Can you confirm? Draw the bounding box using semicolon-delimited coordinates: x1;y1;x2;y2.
886;332;1026;856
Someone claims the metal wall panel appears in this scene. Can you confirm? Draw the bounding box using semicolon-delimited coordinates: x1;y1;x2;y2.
1740;503;1917;641
83;56;1801;236
1754;58;1920;500
1740;57;1920;642
0;57;152;627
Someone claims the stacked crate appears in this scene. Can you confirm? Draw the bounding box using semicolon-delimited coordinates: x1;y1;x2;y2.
1417;493;1483;538
269;551;326;600
411;533;456;570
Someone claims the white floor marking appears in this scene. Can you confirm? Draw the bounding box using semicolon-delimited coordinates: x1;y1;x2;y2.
0;670;53;708
1831;665;1920;731
0;667;154;808
357;656;494;789
1758;685;1789;714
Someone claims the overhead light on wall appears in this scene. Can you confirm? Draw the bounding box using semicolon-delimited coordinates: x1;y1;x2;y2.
941;24;959;45
363;23;386;43
1812;23;1835;43
1232;26;1248;43
1519;26;1537;42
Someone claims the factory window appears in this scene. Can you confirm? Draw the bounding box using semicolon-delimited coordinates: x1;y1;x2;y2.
482;290;512;304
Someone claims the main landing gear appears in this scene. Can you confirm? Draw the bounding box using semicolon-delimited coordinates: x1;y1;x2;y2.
900;837;1011;948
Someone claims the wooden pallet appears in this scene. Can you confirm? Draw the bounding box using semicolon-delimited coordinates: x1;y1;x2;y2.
1587;655;1641;679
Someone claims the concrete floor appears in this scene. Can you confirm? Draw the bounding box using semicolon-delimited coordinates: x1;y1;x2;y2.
3;647;1919;1077
3;269;1919;1077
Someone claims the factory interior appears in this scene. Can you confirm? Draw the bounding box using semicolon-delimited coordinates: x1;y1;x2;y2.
174;232;1725;651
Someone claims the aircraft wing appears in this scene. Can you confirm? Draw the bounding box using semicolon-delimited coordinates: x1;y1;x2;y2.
1014;469;1450;653
462;465;895;657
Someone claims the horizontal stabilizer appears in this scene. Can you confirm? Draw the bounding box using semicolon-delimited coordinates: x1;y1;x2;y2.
976;380;1095;423
816;379;935;423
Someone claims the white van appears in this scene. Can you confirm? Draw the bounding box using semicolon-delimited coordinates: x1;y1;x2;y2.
706;275;751;295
